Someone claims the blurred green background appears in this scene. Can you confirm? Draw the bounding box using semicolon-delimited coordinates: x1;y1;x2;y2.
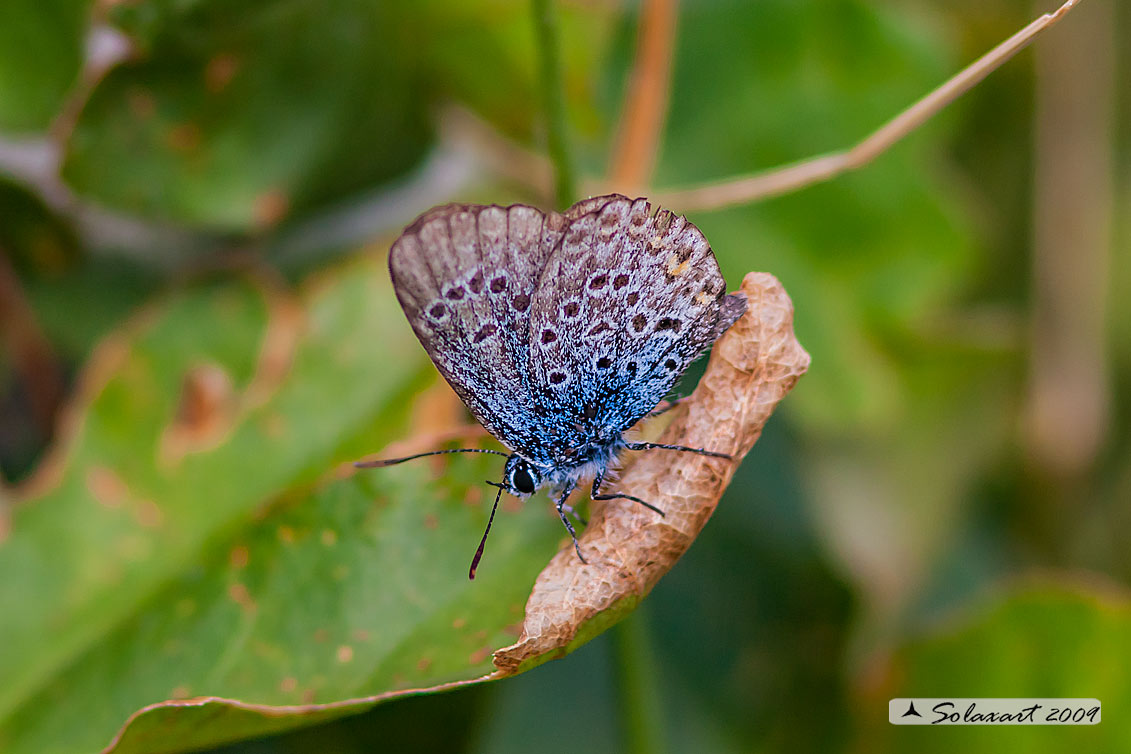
1;0;1128;752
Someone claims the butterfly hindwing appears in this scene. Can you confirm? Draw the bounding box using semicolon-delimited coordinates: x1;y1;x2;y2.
527;195;746;436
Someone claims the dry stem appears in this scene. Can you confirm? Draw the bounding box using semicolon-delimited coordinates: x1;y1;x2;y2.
648;0;1082;210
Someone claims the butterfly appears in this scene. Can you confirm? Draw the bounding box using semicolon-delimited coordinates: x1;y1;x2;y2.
357;194;746;578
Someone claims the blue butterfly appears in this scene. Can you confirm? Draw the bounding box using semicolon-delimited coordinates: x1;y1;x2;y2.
358;194;746;578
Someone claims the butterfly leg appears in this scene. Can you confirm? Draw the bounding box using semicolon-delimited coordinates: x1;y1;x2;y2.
559;500;588;526
624;441;731;460
589;469;665;517
554;480;586;563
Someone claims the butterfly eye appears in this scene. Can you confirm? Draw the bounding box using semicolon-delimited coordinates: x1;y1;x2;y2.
512;464;536;495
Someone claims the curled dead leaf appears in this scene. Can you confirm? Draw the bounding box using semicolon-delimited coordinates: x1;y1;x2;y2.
492;271;810;674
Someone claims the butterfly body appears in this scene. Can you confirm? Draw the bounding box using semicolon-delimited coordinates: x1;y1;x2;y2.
376;194;746;575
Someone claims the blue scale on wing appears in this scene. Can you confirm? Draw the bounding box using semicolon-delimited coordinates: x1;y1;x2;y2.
525;196;626;453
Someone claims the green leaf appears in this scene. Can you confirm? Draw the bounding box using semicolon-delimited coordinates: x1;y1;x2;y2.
59;0;618;233
0;255;563;754
63;1;432;232
855;581;1131;752
0;0;90;132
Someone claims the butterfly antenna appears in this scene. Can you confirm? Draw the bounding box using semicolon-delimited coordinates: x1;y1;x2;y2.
354;447;508;468
469;482;505;580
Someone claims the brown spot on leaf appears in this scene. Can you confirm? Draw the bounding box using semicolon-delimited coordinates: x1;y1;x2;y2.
417;657;433;673
229;545;249;569
87;466;129;508
336;645;354;663
424;514;439;530
170;686;191;700
227;583;256;612
205;53;240;92
159;363;235;466
135;500;164;529
492;273;808;675
166;123;201;152
469;646;492;665
279;677;298;693
254;190;290;228
228;544;248;569
452;617;467;629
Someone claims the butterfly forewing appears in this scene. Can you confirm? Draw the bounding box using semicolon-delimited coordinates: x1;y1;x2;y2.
390;203;561;452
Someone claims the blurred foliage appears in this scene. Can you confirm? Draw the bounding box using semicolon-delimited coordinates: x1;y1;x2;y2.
1;0;1128;752
0;0;90;132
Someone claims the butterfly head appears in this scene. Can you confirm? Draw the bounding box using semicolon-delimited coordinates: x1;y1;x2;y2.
503;454;542;497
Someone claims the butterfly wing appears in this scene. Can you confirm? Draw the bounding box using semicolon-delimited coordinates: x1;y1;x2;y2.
526;195;746;449
389;202;568;453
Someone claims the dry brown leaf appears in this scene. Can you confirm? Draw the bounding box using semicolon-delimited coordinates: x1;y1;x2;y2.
493;271;810;674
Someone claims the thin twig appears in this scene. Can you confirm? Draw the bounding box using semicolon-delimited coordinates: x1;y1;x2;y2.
652;0;1084;212
531;0;576;208
607;0;679;194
